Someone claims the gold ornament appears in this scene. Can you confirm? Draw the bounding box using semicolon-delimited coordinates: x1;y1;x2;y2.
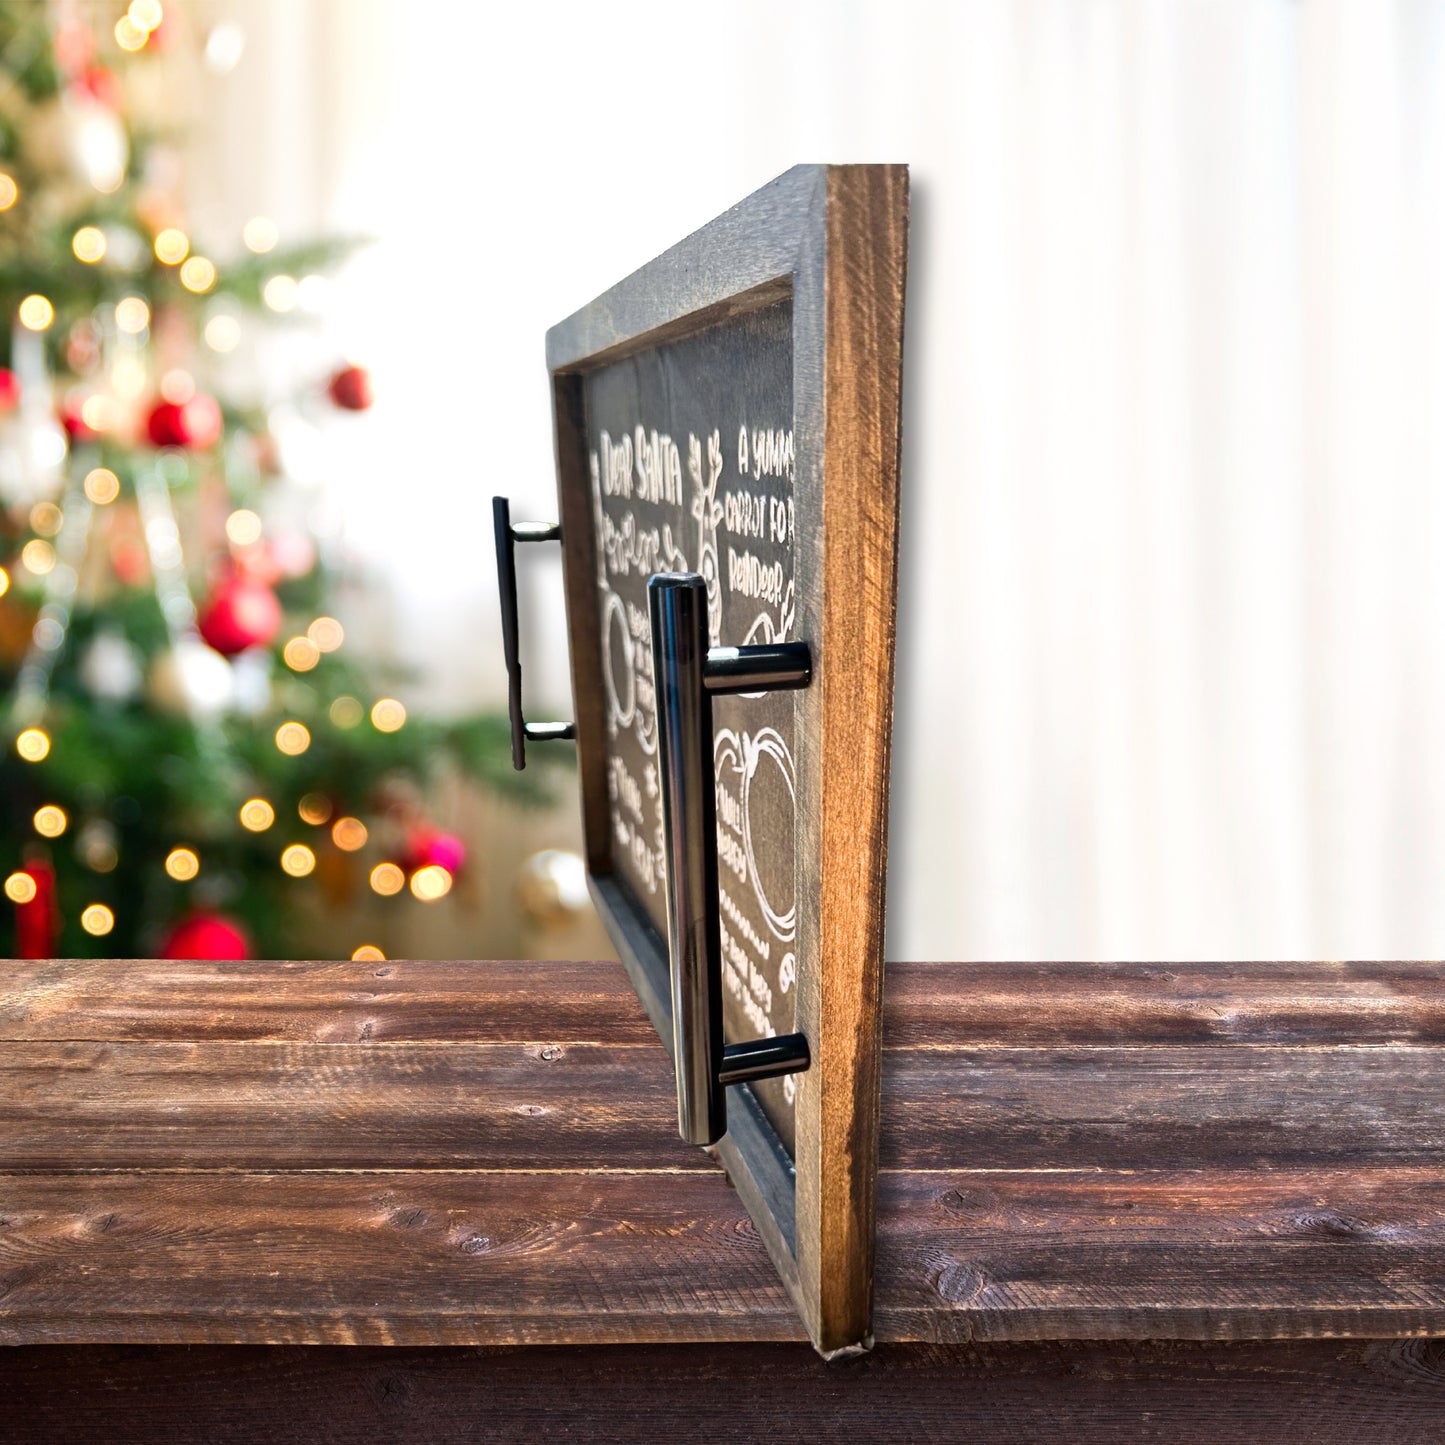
515;850;589;930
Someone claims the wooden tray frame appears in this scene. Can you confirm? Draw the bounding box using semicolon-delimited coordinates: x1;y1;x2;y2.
546;164;908;1354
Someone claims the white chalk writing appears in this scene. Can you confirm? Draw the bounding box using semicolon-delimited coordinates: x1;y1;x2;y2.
737;424;794;482
728;547;786;605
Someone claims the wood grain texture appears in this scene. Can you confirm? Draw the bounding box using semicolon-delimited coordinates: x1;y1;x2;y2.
3;957;1445;1352
0;1171;796;1346
875;1168;1445;1342
0;957;655;1043
7;1339;1445;1444
6;1165;1438;1347
792;162;909;1354
881;1045;1445;1170
23;958;1429;1049
13;958;1443;1046
883;960;1445;1046
0;1040;699;1171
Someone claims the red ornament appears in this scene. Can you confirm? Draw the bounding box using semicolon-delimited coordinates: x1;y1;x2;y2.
327;364;374;412
144;12;174;51
402;828;466;875
67;321;102;375
76;65;123;110
269;529;317;579
60;396;100;444
197;575;283;655
0;368;18;415
250;430;283;476
110;536;150;586
231;540;283;587
52;20;95;75
13;860;59;960
146;393;224;450
159;912;252;961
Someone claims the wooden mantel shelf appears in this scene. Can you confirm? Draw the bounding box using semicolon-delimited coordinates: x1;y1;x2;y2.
2;957;1444;1347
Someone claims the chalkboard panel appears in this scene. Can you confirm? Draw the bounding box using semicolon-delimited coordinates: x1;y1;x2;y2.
547;165;908;1356
583;299;799;1152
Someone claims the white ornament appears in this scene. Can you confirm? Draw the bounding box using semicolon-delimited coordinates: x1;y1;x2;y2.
79;631;143;702
148;638;234;720
266;405;328;488
0;420;67;505
229;648;274;717
0;330;66;507
100;225;146;271
204;23;246;74
76;819;119;874
64;97;128;194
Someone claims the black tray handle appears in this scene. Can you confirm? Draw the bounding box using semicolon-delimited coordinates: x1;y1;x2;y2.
648;571;813;1147
492;496;575;770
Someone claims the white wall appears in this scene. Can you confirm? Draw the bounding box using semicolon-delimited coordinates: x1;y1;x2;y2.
200;0;1445;963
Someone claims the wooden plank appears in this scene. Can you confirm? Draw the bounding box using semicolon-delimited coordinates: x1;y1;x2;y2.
9;958;1444;1048
790;161;908;1354
0;1040;703;1171
0;958;655;1044
13;957;1444;1048
883;960;1445;1046
880;1045;1445;1171
874;1168;1445;1341
5;1339;1445;1444
4;958;1445;1350
27;1038;1443;1210
0;1172;800;1346
3;1165;1443;1348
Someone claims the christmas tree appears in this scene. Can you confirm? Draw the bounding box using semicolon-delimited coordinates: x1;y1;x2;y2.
0;2;560;961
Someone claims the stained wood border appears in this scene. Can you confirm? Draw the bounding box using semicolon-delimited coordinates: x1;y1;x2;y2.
546;165;908;1354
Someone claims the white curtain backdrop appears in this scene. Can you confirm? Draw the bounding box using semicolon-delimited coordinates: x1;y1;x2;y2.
194;0;1445;963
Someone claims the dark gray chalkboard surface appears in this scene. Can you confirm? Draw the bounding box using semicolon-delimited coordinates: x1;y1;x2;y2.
546;164;908;1355
584;298;800;1150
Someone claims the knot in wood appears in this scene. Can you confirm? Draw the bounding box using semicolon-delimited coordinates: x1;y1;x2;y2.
938;1186;1001;1221
1382;1339;1445;1384
935;1261;989;1306
374;1376;409;1408
1291;1210;1374;1239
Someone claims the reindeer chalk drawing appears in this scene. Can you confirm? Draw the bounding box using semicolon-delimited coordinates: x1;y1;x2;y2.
689;429;725;647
